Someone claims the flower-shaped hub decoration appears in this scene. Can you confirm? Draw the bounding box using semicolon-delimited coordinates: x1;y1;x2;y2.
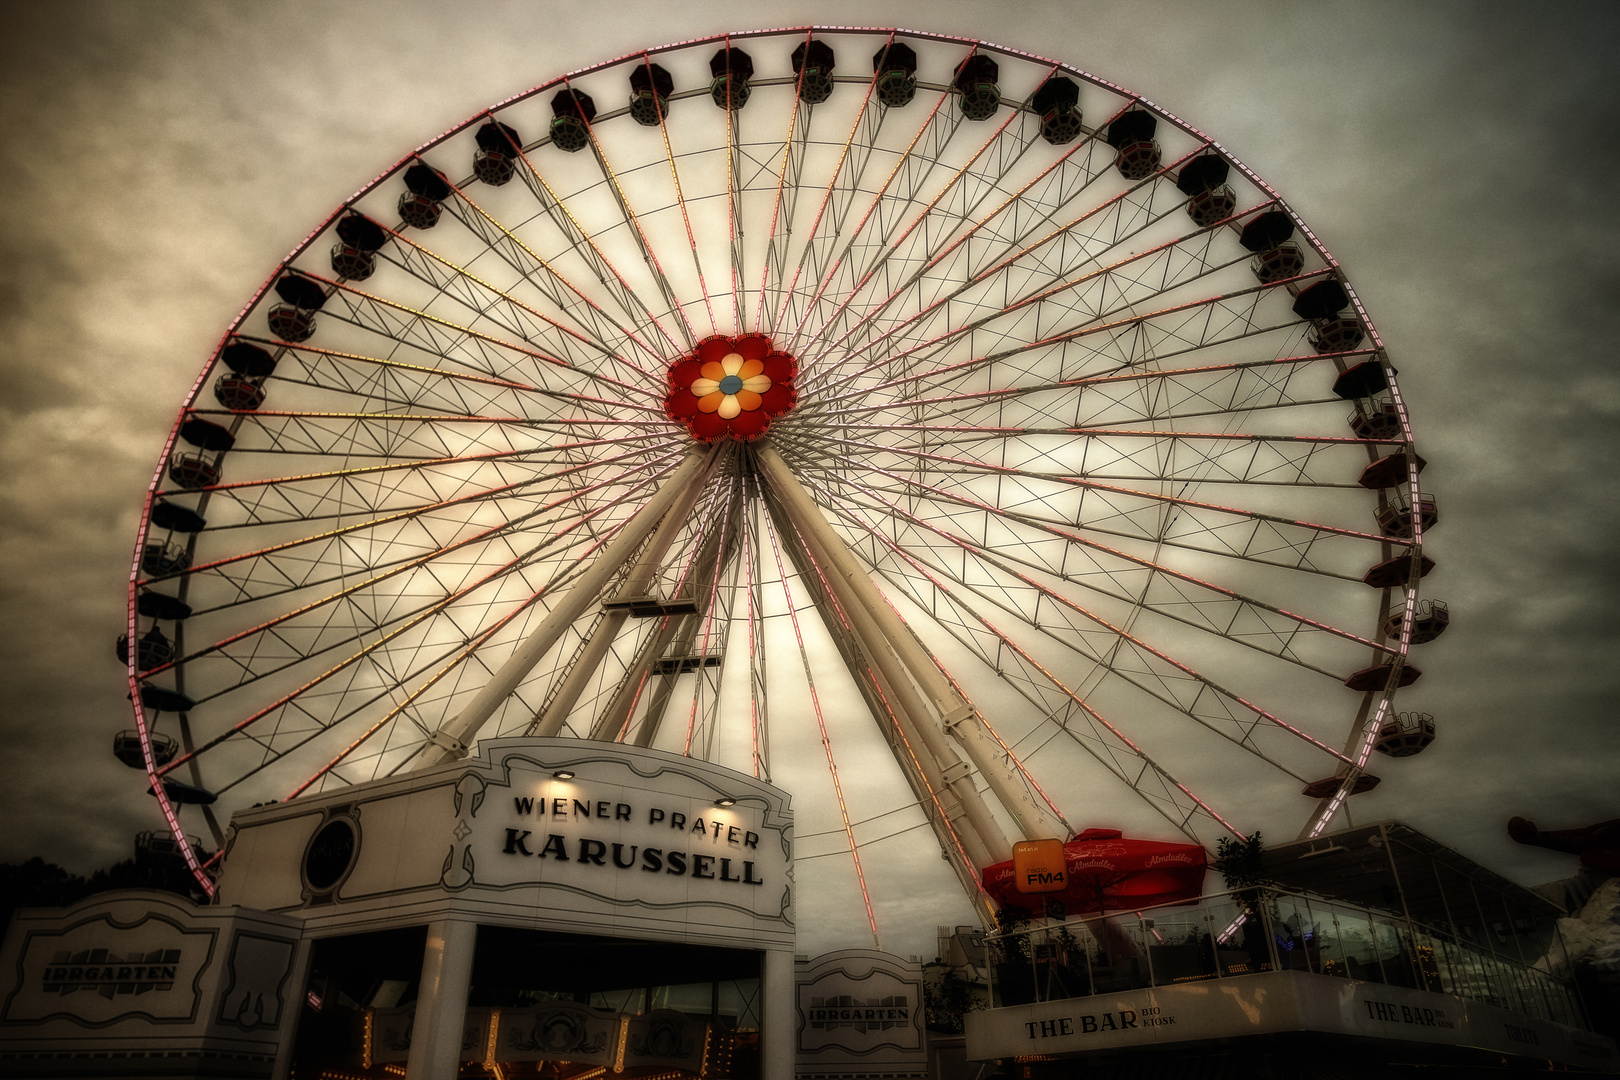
665;334;797;441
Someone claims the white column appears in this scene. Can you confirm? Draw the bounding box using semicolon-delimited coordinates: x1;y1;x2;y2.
760;947;797;1080
406;919;477;1080
269;939;314;1080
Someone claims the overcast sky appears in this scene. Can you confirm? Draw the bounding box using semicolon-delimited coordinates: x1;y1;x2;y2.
2;0;1617;961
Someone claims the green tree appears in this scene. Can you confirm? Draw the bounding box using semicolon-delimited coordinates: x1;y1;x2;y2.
1213;832;1270;909
923;966;976;1033
0;858;91;930
990;904;1032;963
2;850;211;932
1213;832;1277;976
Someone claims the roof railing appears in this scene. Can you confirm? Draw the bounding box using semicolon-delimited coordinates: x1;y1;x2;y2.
981;886;1585;1030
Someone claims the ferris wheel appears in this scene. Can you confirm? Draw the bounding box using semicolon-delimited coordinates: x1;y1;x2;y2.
121;27;1444;941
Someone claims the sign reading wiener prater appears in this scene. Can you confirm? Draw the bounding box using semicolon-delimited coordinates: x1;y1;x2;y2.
218;738;794;947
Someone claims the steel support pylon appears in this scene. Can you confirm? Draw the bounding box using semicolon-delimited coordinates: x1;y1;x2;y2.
753;441;1070;852
415;444;721;767
407;434;1072;930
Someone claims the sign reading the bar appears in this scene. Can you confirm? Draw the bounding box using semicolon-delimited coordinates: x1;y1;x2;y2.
966;969;1618;1071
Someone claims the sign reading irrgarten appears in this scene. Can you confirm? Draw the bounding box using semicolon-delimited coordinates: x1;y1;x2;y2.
41;948;182;996
807;995;912;1033
795;951;927;1070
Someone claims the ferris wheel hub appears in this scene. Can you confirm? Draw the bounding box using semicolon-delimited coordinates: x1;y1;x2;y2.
665;334;798;441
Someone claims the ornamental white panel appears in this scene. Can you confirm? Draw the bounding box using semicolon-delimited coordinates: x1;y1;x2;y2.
214;738;794;950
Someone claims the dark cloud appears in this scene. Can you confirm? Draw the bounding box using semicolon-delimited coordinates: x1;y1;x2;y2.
1;0;1616;959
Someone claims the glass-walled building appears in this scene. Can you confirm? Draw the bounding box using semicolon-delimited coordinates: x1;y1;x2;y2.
964;821;1617;1076
1259;821;1585;1022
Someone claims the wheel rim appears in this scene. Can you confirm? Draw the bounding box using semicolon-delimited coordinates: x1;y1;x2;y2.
125;28;1434;949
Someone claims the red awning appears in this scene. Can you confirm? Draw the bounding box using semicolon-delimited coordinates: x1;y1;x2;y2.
982;828;1208;913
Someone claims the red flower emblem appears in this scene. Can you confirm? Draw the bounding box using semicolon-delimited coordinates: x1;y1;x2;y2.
665;334;798;442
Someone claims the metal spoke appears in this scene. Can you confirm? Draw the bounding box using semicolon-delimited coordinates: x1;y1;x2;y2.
793;137;1224;401
759;492;882;947
798;466;1369;756
494;149;686;359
